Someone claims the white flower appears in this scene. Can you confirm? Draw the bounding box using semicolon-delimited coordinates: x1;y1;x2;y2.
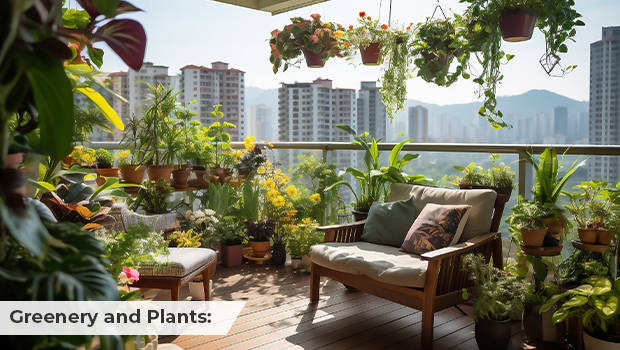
194;211;205;218
204;209;216;216
118;272;129;284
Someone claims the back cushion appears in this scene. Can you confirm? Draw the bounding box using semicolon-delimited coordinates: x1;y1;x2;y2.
360;196;417;247
388;183;497;242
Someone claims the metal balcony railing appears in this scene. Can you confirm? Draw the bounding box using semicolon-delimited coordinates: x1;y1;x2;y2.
86;141;620;199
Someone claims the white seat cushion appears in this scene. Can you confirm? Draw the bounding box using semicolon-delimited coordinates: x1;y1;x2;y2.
311;242;428;288
388;184;497;243
138;248;216;278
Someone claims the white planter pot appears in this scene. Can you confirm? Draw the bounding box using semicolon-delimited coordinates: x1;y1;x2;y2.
541;306;557;342
301;255;312;272
189;280;212;301
291;258;301;269
584;331;620;350
138;334;158;350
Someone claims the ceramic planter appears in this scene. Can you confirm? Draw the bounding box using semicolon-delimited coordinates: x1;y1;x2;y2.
189;279;212;301
120;165;146;184
271;244;286;265
220;243;244;268
302;255;312;272
523;304;558;343
583;331;620;350
172;169;191;189
147;165;173;183
351;210;368;222
359;43;381;66
302;48;325;68
521;227;547;247
250;240;271;258
291;258;302;269
6;152;23;169
578;227;598;244
475;317;511;350
499;9;537;42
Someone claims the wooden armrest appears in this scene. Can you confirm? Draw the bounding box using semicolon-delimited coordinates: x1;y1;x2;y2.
316;220;366;232
420;232;500;261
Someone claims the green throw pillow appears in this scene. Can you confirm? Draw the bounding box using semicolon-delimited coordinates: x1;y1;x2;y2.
360;196;416;247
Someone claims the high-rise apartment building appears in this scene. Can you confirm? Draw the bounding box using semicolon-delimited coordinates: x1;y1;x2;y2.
247;104;272;141
128;62;172;118
589;26;620;182
356;82;386;139
553;106;568;137
408;105;428;143
178;62;246;141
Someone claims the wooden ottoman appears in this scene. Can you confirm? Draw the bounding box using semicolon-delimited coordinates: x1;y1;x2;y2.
132;247;217;301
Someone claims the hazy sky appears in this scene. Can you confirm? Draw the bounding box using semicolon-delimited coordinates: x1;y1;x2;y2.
95;0;619;105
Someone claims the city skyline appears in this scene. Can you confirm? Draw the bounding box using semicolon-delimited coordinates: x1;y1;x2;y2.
94;0;619;106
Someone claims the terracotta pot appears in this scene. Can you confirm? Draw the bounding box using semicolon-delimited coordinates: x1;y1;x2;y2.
360;43;381;65
475;317;511;350
351;210;368;222
499;9;537;42
578;227;598;244
193;169;209;188
220;243;244;268
302;48;325;68
172;169;191;189
250;240;271;258
96;168;120;178
120;165;146;184
147;164;173;183
6;153;23;169
521;227;547;247
597;228;613;245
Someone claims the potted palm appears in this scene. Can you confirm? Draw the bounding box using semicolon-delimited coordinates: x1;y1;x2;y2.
541;276;620;349
563;180;616;246
269;13;345;72
340;11;390;66
412;16;470;87
462;253;528;350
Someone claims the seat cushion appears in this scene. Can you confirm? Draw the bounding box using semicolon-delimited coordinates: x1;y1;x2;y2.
360;196;416;247
401;204;471;255
388;184;497;242
310;242;428;288
138;248;216;278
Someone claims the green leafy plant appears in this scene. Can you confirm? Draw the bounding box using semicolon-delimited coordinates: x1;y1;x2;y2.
556;249;610;288
462;253;529;321
563;180;613;229
506;200;555;230
131;178;173;214
380;26;415;120
269;13;345;73
95;148;114;164
412;16;470;87
541;276;620;340
205;105;236;169
208;182;238;216
285;220;322;258
488;153;516;188
217;216;247;246
96;223;170;278
240;180;260;223
453;162;489;186
291;155;341;225
246;220;275;242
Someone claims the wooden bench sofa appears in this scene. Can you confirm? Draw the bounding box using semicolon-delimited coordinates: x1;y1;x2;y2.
310;184;507;350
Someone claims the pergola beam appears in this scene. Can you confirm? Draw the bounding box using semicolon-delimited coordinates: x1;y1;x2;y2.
212;0;331;15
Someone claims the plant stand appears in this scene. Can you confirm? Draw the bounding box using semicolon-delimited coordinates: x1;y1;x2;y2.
243;251;271;265
571;239;610;253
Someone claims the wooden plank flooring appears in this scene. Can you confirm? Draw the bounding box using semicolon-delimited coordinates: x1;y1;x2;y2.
140;261;573;350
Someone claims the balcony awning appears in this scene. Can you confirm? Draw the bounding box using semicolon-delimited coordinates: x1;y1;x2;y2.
212;0;331;15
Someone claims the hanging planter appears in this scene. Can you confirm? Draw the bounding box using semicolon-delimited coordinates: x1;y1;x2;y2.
269;14;344;73
359;43;381;65
498;9;537;42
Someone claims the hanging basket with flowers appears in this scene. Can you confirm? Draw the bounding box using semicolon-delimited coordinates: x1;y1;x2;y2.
341;11;391;66
269;14;345;73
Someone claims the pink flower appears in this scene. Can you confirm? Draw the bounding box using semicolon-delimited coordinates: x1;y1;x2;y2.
272;30;280;38
322;28;331;34
361;29;366;34
273;49;281;58
123;267;140;283
310;13;321;19
309;35;319;43
315;29;321;35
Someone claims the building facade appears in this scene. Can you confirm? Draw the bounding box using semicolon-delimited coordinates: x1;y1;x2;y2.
247;104;272;141
357;82;386;140
589;26;620;182
178;62;246;141
408;105;429;143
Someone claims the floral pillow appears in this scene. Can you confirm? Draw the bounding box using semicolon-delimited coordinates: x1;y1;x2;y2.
400;203;471;255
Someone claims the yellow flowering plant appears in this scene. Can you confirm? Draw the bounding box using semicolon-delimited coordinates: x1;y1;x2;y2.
69;145;96;166
285;220;323;258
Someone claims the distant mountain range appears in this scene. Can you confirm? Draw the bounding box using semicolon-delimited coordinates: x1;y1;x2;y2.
245;87;589;139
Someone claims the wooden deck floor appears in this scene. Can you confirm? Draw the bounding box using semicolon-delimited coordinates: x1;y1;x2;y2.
143;261;573;350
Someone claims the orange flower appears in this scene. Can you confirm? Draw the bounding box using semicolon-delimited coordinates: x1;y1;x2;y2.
300;23;305;29
349;25;354;30
406;26;411;30
326;23;331;28
367;16;371;20
359;11;366;18
381;24;388;30
344;42;350;47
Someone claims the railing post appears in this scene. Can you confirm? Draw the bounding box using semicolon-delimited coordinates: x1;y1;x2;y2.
518;149;527;200
322;146;328;163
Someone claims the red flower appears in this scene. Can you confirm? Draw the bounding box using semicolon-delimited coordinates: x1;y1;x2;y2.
311;13;321;20
381;24;388;30
349;25;354;30
406;26;411;30
367;16;371;20
300;23;305;29
359;11;366;18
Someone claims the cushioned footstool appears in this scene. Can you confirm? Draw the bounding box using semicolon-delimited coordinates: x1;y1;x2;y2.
132;247;217;301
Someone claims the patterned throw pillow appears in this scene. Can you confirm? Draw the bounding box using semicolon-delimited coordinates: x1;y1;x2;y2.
400;203;471;255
